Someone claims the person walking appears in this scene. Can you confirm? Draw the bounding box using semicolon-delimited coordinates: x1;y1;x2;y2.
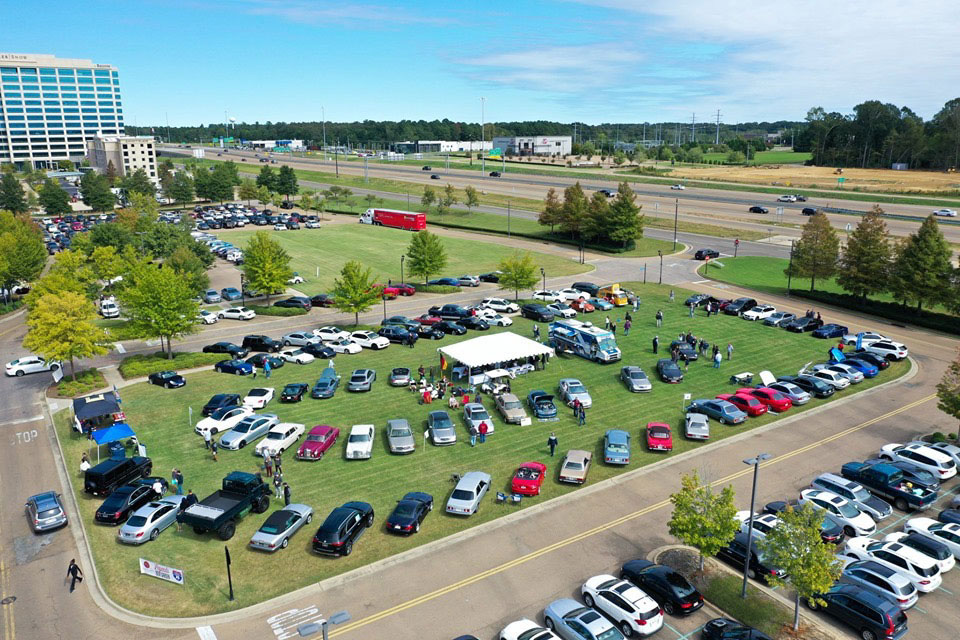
669;289;675;303
655;309;663;328
283;482;291;506
624;311;632;323
210;439;219;462
273;471;283;499
274;452;283;474
688;303;695;318
623;318;631;336
578;404;586;426
176;493;188;532
572;397;581;418
605;316;611;330
610;321;617;336
264;451;273;477
533;324;541;342
652;335;659;354
263;360;271;379
67;559;83;593
712;344;720;359
713;351;722;368
671;346;678;363
203;430;211;450
418;364;425;381
328;358;335;370
478;421;488;444
547;432;558;456
726;342;734;361
152;478;164;497
469;424;478;447
682;352;689;371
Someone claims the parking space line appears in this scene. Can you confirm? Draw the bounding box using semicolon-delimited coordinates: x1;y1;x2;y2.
937;586;953;595
663;621;686;638
675;624;706;640
913;606;928;614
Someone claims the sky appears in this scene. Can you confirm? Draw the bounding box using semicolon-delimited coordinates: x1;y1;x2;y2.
3;0;958;127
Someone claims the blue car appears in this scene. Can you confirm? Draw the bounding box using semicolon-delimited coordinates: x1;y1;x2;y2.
685;398;747;425
527;391;558;420
830;356;878;378
221;287;242;301
427;278;460;287
812;323;849;339
311;367;341;399
588;297;614;311
603;429;631;465
213;359;253;375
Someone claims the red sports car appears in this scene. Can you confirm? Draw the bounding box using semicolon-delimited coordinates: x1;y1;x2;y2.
645;422;673;452
737;387;793;413
716;393;768;417
511;462;547;496
416;314;442;326
570;298;596;313
376;283;416;298
296;425;340;460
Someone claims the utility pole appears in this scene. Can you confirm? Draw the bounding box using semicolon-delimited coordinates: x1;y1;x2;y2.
715;109;722;145
322;106;327;160
691;113;696;145
480;97;486;174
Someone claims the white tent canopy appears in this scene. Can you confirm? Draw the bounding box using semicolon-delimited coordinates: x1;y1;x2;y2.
438;332;553;369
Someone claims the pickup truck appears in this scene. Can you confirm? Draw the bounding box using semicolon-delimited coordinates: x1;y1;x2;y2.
177;471;271;540
427;304;473;321
841;461;937;511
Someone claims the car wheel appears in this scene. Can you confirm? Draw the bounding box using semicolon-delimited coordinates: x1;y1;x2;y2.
895;497;908;511
860;629;877;640
211;428;218;435
284;340;291;346
306;514;312;524
281;537;289;549
342;541;353;556
747;568;756;580
844;525;856;537
193;526;206;535
150;528;159;541
239;440;246;449
366;513;375;527
805;598;818;610
165;383;171;389
620;621;634;637
663;601;675;615
583;593;595;608
545;617;556;631
14;370;23;377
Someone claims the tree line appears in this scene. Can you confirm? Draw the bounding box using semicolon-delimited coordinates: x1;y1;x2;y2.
537;181;645;250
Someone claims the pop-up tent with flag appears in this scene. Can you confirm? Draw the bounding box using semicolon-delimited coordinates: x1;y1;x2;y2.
72;392;124;434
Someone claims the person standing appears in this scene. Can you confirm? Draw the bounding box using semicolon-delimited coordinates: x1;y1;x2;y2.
469;424;478;447
67;559;83;592
605;316;611;330
688;303;695;318
669;290;675;303
713;351;722;368
623;318;631;336
671;346;678;363
203;430;211;450
210;440;219;462
264;360;271;379
652;335;659;354
610;321;617;336
273;471;283;499
176;493;188;532
478;421;488;444
418;364;425;381
152;478;164;497
533;324;541;342
283;482;291;506
578;404;586;426
328;358;336;370
174;469;184;495
655;309;663;328
624;311;632;323
572;397;581;417
633;297;640;312
726;342;734;361
274;452;283;474
682;352;689;371
264;451;273;477
712;344;720;359
547;432;558;456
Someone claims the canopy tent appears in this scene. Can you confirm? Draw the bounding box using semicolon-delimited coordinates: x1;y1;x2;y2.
72;392;125;434
89;422;136;462
439;332;553;381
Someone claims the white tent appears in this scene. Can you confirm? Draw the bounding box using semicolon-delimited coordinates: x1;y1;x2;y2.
438;332;553;369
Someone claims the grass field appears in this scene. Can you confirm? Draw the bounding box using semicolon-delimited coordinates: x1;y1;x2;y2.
220;225;592;296
701;151;813;165
54;281;908;616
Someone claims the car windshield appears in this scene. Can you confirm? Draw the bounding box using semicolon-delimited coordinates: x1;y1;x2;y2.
504;400;522;410
314;380;330;388
451;490;474;501
211;407;233;420
836;501;860;518
665;572;697;596
233;422;253;433
596;629;621;640
471;409;490;420
598;338;617;351
349;433;370;443
38;507;61;518
567;383;586;394
565;461;584;471
126;516;147;527
629;370;645;379
391;427;412;437
266;432;285;440
306;434;327;443
249;389;268;396
608;443;629;453
393;503;417;517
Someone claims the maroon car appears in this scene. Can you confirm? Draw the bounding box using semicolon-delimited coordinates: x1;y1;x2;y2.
296;425;340;461
416;313;442;326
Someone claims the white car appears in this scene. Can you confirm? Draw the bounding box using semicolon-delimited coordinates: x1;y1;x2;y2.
243;387;275;409
279;348;314;364
100;300;120;318
254;422;305;457
287;274;304;284
313;326;350;342
281;332;321;347
350;330;389;350
904;518;960;560
812;363;864;384
273;223;286;230
305;220;321;229
862;340;908;361
799;489;876;536
197;310;219;325
884;532;956;573
924;441;960;467
777;194;797;202
933;208;958;217
345;424;375;460
557;288;588;301
194;406;253;437
499;619;559;640
809;368;850;390
878;443;957;480
735;511;780;540
546;303;577;319
532;290;564;303
218;307;256;321
581;574;664;637
842;536;942;592
484;313;513;327
670;184;685;190
6;355;60;377
842;331;887;347
325;338;362;354
458;275;480;287
741;304;776;321
481;297;519;313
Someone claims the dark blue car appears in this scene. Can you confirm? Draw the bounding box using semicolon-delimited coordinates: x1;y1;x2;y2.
527;391;558;420
830;356;878;378
213;359;254;375
812;323;849;339
385;492;433;535
427;278;460;287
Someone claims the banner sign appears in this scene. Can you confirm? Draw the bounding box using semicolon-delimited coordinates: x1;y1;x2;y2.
139;558;184;585
487;147;502;159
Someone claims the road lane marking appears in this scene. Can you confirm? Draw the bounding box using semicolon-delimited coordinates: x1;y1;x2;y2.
330;393;936;637
114;342;126;354
0;415;44;428
196;626;218;640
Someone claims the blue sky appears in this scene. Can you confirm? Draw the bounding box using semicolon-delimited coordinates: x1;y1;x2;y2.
4;0;958;127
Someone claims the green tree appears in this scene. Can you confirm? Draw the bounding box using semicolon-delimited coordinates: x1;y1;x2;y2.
785;212;840;291
0;212;46;291
23;291;110;380
276;165;299;200
667;471;739;571
192;166;212;201
363;193;380;209
497;251;539;301
0;173;28;214
405;230;448;282
37;178;72;216
207;162;239;202
464;185;480;211
726;150;746;164
759;503;842;631
256;185;271;208
57;159;75;172
242;231;293;302
606;181;645;248
937;348;960;440
89;222;134;252
583;190;611;242
559;182;590;238
238;178;258;205
837;206;892;299
420;185;436;212
80;171;116;212
169;171;195;204
158;159;175;198
890;215;953;310
436;183;457;216
118;168;156;198
538;187;563;233
90;246;127;283
331;260;382;325
116;192;159;235
256;165;277;191
118;262;200;358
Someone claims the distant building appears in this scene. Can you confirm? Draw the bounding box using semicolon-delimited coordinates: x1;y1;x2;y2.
391;140;492;154
248;139;305;150
86;134;157;182
491;136;572;156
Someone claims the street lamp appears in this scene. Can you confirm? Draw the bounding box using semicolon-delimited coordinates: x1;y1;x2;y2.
540;267;545;292
297;610;351;639
400;255;405;285
741;453;772;598
240;273;246;306
382;294;387;320
657;250;663;285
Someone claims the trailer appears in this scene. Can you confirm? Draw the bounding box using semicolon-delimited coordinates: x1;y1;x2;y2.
549;318;621;363
359;208;426;231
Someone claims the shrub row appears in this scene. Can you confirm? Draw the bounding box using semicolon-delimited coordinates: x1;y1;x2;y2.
790;289;960;337
118;351;224;379
247;305;309;317
0;299;24;316
410;283;460;294
55;369;108;397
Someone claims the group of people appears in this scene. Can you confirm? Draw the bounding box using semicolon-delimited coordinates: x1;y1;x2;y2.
803;309;823;321
571;398;587;426
468;420;489;446
603;312;634;336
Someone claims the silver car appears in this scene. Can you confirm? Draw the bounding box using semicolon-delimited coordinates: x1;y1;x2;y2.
347;368;376;392
219;413;279;450
495;393;527;424
620;366;652;393
766;381;811;405
117;496;186;544
386;419;415;454
558;378;592;408
762;311;796;327
249;503;314;552
445;471;491;516
810;473;892;521
840;559;918;609
282;332;320;347
427;411;457;446
543;598;625;640
463;402;495;434
25;491;68;532
684;412;710;440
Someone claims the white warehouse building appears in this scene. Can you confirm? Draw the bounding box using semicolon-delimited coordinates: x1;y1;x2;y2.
491;135;571;156
391;140;492;154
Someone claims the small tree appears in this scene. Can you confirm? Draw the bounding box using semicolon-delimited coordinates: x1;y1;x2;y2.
237;178;258;205
256;165;277;191
437;183;457;216
276;165;299;200
38;178;72;217
837;205;891;299
242;231;293;302
785;212;840;291
607;181;645;248
118;168;156;198
538;187;563;233
256;185;271;208
464;185;480;211
118;263;200;358
24;291;110;381
560;182;590;239
331;260;382;325
420;186;436;212
937;348;960;441
667;471;739;571
80;171;116;212
759;503;842;631
405;230;448;283
0;173;27;214
497;252;539;301
889;215;953;310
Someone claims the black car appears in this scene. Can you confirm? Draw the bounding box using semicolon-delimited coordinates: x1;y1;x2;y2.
520;304;554;322
385;492;433;535
202;342;249;359
806;585;908;640
242;335;283;353
801;207;817;215
684;293;710;307
300;343;337;359
274;297;311;310
715;532;787;584
656;359;684;383
147;370;185;388
417;325;445;340
619;559;704;615
670;340;698;361
246;354;285;369
748;206;769;214
702;618;772;640
280;200;294;210
430;174;440;180
459;316;490;331
280;383;308;403
892;531;953;563
783;316;824;333
763;501;845;544
435;321;467;335
478;272;502;283
847;352;890;371
777;374;835;399
694;248;720;260
202;393;241;416
724;297;757;315
94;484;157;525
378;326;418;344
939;509;960;525
310;293;335;307
489;171;501;177
421;166;432;171
571;282;600;297
312;501;375;556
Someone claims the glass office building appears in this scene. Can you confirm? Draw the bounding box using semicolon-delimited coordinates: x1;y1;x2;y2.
0;53;124;170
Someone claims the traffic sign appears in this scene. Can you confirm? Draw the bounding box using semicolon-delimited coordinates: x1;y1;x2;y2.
734;238;740;246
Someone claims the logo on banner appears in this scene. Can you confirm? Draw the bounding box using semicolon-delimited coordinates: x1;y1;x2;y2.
140;558;185;585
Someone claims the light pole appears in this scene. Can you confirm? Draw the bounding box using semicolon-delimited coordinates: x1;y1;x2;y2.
480;97;486;175
240;273;246;306
321;106;327;161
658;250;663;284
673;198;679;251
540;267;545;293
786;240;795;294
297;610;351;639
741;453;772;598
382;294;387;320
400;255;405;285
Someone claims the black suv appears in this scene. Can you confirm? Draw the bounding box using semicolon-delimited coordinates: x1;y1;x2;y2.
280;200;294;209
242;335;282;353
807;584;908;640
715;531;787;584
202;342;249;359
619;559;704;615
723;297;757;315
378;326;417;344
778;374;835;398
520;304;554;322
694;248;720;260
312;501;375;556
571;282;600;297
202;393;241;416
83;456;153;496
273;297;311;310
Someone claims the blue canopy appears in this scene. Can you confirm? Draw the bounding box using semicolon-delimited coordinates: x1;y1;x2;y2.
91;423;135;445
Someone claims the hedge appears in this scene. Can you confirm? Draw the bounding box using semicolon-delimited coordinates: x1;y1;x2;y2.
54;369;108;398
247;305;309;317
790;289;960;336
410;283;460;294
0;299;24;316
118;351;225;379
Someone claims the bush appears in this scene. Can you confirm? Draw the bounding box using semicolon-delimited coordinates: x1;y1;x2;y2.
55;369;108;397
0;299;24;315
932;432;947;443
247;305;309;317
118;351;224;379
410;283;460;294
789;289;960;337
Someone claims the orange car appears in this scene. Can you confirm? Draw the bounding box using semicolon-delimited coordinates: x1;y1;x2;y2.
570;298;595;313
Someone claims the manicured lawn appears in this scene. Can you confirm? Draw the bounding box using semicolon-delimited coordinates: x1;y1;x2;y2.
220;225;592;295
701;151;812;165
54;281;907;616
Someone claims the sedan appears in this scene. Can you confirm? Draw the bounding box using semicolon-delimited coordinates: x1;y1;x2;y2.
347;369;376;392
684;412;710;440
813;362;863;384
782;316;823;332
279;348;314;365
218;307;256;321
147;371;185;388
280;383;308;402
386;492;433;535
500;620;558;640
457;275;480;287
350;331;389;350
282;332;321;347
546;302;577;319
428;410;457;445
24;491;68;532
249;504;314;552
528;391;558;420
532;289;564;303
588;297;614;311
246;354;284;370
736;387;792;412
646;423;673;452
748;206;769;214
435;321;467;335
202;289;222;303
203;342;248;358
310;294;335;307
799;489;876;536
656;359;683;383
762;311;796;327
603;429;631;464
842;331;888;347
219;413;279;450
463;403;495;434
314;326;350;342
459;316;490;331
558;288;589;301
297;425;340;460
197;310;219;325
416;313;443;325
117;496;186;544
620;366;652;393
741;304;776;321
843;536;942;591
543;599;624;640
831;356;878;378
300;343;336;359
846;352;890;371
220;287;242;301
558;378;592;408
511;462;547;496
619;559;704;616
254;422;306;457
777;374;835;399
933;208;958;217
6;355;61;377
812;323;849;339
386;419;415;454
195;405;253;437
570;298;596;313
764;500;846;544
702;618;771;640
581;574;663;637
483;313;513;327
325;338;362;354
427;277;460;286
95;484;157;525
716;393;768;417
446;471;490;516
904;518;960;559
243;387;275;409
559;450;592;484
694;248;720;260
389;367;412;387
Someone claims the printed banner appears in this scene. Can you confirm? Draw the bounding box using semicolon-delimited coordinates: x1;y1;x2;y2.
139;558;184;585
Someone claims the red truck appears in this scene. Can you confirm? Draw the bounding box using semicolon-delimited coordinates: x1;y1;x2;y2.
359;208;426;231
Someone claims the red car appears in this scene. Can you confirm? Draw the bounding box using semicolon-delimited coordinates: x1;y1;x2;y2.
296;425;340;461
645;422;673;452
416;313;442;326
511;462;547;496
375;283;416;298
716;393;768;417
569;298;596;313
737;387;793;413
